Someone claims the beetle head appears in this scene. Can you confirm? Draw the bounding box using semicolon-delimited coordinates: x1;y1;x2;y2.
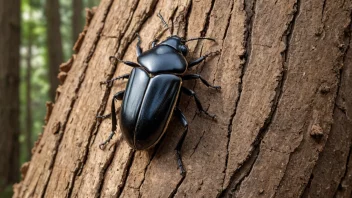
160;35;216;56
160;36;189;56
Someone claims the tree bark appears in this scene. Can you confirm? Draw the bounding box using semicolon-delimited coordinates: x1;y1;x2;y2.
0;0;20;191
13;0;352;197
46;0;63;101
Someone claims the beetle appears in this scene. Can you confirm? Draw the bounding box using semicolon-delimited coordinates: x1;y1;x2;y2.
98;12;220;175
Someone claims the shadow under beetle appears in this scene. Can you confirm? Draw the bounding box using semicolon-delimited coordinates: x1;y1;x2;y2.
98;12;220;175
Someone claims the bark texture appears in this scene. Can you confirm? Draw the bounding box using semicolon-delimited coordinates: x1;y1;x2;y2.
46;0;63;101
14;0;352;197
0;0;20;191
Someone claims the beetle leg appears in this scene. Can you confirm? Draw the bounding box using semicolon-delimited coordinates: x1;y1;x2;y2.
99;90;125;149
151;39;159;48
136;33;143;56
181;87;217;119
188;50;220;68
100;74;130;87
97;90;124;120
182;74;221;90
174;107;188;175
96;106;120;120
109;56;140;68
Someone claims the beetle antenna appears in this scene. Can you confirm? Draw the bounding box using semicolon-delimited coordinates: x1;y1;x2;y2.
186;37;216;42
157;11;172;35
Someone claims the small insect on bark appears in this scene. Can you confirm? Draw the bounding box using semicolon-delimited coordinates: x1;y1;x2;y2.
97;12;220;175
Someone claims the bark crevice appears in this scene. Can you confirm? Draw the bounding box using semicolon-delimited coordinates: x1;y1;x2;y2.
94;141;119;197
334;143;352;197
169;176;186;198
137;142;163;197
201;0;216;37
190;130;206;157
268;0;302;195
221;0;257;193
222;0;235;41
115;151;136;197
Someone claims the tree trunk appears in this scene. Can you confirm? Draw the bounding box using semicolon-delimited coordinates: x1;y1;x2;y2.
13;0;352;197
72;0;83;42
46;0;63;101
25;0;33;161
0;0;20;191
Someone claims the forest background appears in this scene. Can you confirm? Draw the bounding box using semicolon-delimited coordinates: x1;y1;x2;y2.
0;0;99;196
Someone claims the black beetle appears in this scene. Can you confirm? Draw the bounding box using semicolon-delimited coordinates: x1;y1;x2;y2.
98;13;220;175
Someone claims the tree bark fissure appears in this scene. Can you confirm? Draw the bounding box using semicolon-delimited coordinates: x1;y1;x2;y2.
332;33;352;198
270;0;302;195
115;150;136;198
92;141;118;197
136;146;161;198
200;0;216;38
169;176;186;198
221;1;235;41
333;129;352;197
334;143;352;197
221;0;256;195
190;130;206;157
321;0;327;23
211;0;235;88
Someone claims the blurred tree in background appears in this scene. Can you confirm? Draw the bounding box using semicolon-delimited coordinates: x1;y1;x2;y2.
46;0;64;101
0;0;100;197
0;0;20;194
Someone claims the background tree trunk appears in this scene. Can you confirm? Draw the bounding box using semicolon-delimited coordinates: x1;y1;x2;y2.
25;0;33;162
0;0;20;191
13;0;352;197
72;0;83;42
46;0;63;101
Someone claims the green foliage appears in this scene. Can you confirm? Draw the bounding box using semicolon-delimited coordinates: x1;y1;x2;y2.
20;0;50;165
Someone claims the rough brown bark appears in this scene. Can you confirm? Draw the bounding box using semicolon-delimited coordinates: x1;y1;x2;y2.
46;0;63;101
0;0;20;191
13;0;352;197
